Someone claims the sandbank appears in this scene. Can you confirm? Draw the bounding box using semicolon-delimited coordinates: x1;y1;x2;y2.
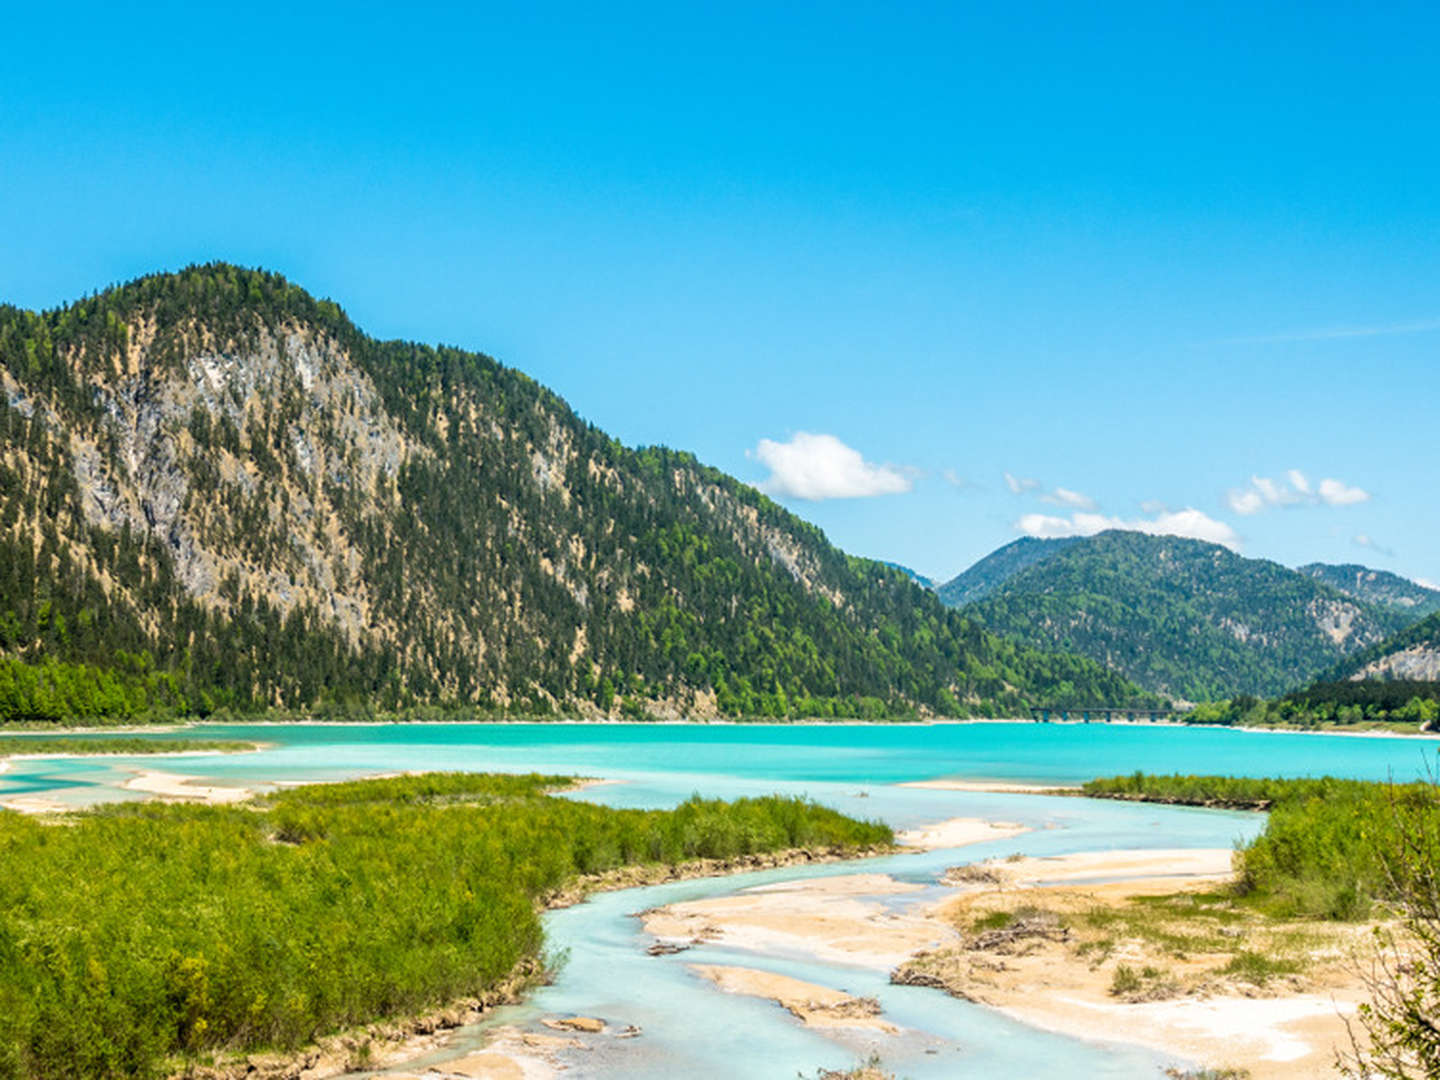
898;778;1075;794
899;851;1369;1078
643;872;952;968
690;964;897;1032
121;768;254;803
983;847;1236;887
895;815;1030;849
644;844;1368;1078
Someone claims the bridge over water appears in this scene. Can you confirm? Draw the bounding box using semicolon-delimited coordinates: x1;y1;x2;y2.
1027;706;1183;724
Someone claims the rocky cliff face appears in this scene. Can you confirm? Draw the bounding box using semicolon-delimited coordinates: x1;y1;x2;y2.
0;264;1139;719
1298;563;1440;619
1327;611;1440;686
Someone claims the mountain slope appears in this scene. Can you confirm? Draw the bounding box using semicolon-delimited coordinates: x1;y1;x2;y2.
882;562;935;591
953;531;1405;700
0;264;1142;722
1324;611;1440;683
936;536;1077;607
1297;563;1440;619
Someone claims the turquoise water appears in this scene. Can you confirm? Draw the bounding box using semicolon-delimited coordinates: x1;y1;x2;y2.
3;721;1425;1077
5;720;1436;809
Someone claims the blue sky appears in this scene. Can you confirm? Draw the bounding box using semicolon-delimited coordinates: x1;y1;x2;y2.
3;1;1437;585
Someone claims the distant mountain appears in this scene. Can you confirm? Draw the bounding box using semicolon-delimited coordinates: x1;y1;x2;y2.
882;562;936;591
1326;611;1440;683
946;530;1408;700
1298;563;1440;619
935;536;1078;607
0;263;1145;723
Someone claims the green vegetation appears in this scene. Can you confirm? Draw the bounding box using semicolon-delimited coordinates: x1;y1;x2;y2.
949;530;1410;699
1298;563;1440;620
0;737;255;757
0;772;890;1079
935;536;1076;607
1324;609;1440;683
0;264;1142;725
1184;680;1440;731
1085;771;1440;919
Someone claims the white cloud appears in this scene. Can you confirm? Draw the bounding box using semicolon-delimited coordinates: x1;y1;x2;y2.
1228;471;1370;515
1353;533;1396;558
1004;471;1096;510
1318;477;1371;507
1016;508;1240;550
1004;471;1040;494
1416;577;1440;591
1041;486;1098;510
942;468;976;491
752;432;912;500
1227;489;1266;515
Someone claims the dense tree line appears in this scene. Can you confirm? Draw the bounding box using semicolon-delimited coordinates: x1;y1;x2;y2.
0;264;1143;722
1184;680;1440;730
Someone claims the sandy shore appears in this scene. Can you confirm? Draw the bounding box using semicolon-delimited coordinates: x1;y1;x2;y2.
986;848;1236;886
122;769;254;803
644;846;1372;1078
0;792;72;813
643;872;951;967
898;778;1076;794
895;815;1031;849
691;964;897;1032
896;852;1370;1079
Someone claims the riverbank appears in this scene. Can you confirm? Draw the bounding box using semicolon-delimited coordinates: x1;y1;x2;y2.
896;850;1370;1079
1;773;895;1080
638;845;1372;1078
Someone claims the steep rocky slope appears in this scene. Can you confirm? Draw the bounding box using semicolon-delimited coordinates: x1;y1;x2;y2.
1297;563;1440;619
949;531;1407;700
0;264;1141;721
1326;611;1440;683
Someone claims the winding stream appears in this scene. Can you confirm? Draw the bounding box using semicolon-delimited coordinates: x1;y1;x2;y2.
3;721;1435;1076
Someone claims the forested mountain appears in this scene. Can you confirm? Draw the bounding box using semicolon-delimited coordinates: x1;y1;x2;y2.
935;536;1077;607
1324;611;1440;683
1297;563;1440;619
950;531;1408;700
0;264;1143;723
882;562;935;590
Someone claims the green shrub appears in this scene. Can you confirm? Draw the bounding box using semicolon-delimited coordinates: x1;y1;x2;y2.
0;773;890;1079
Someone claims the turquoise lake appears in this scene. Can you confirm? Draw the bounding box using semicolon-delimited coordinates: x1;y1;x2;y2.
3;720;1434;1077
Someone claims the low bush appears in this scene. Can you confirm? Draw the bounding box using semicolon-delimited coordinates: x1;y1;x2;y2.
0;772;890;1079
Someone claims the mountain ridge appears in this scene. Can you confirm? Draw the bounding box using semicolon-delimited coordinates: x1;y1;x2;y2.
1297;563;1440;618
941;530;1409;700
0;263;1144;723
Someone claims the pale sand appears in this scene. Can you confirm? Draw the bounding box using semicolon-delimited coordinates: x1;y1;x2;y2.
896;815;1030;850
0;793;72;813
907;856;1370;1079
1005;993;1360;1072
898;778;1075;794
648;846;1366;1078
988;848;1237;887
408;1028;562;1079
121;769;254;803
643;873;954;968
691;964;898;1032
